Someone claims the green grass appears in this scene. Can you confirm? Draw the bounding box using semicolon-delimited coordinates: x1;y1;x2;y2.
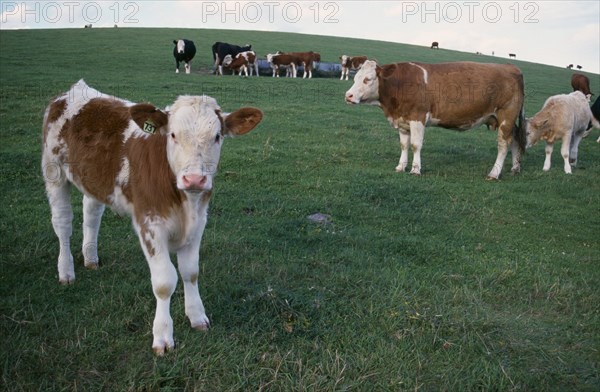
1;27;599;391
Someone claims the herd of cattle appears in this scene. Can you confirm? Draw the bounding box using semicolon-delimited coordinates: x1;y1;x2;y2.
174;39;329;78
41;39;599;355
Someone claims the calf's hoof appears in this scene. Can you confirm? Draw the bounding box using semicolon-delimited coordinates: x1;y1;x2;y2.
191;316;210;331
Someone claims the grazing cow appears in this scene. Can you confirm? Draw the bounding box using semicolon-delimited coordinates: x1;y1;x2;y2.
431;41;439;49
222;51;258;77
339;55;368;81
525;91;599;173
567;64;574;69
266;53;298;77
173;39;196;74
345;60;526;179
212;42;253;75
571;73;592;100
286;51;321;78
42;80;263;355
509;53;516;58
577;65;583;70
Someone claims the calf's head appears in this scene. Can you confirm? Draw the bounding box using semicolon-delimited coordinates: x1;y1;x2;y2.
163;96;262;193
345;60;380;105
222;54;233;67
525;115;551;148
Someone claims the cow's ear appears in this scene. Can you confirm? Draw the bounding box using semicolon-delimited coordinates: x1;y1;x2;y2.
222;107;263;136
173;40;177;45
130;103;169;135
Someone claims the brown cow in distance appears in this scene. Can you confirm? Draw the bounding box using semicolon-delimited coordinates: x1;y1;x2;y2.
571;73;592;100
431;41;439;49
345;60;526;179
286;51;321;78
266;53;299;77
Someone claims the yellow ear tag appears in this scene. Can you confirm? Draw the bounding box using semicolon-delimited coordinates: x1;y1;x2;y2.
143;120;157;134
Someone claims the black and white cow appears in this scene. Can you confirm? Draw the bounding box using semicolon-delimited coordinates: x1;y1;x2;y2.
173;39;196;74
211;41;253;75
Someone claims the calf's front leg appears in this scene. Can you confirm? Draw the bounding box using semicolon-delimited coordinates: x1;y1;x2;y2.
543;142;553;171
177;240;210;331
82;195;105;269
135;222;178;356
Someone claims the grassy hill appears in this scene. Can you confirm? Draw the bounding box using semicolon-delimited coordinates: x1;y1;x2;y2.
1;28;599;391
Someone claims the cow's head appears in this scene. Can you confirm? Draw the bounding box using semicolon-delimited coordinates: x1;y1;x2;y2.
525;115;551;148
163;96;263;193
175;39;185;54
345;60;381;105
340;55;348;65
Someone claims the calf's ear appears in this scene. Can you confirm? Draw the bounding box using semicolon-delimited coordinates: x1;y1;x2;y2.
222;107;263;136
130;103;169;135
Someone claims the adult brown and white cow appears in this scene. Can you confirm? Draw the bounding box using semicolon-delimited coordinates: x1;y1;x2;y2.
42;80;263;355
339;55;368;81
571;73;592;100
526;91;599;173
345;60;526;179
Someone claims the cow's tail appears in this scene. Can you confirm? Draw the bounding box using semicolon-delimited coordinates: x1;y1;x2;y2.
513;73;527;153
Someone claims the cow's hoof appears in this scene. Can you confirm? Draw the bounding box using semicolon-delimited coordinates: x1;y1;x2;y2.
84;260;99;270
59;277;75;285
485;175;500;181
395;166;406;173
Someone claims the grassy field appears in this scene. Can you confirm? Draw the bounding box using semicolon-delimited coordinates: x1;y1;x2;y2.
1;27;599;391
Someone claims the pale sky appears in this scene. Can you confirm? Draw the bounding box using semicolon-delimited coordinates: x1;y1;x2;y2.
1;1;599;74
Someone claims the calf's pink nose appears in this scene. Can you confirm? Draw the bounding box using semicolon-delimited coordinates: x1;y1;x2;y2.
182;174;207;190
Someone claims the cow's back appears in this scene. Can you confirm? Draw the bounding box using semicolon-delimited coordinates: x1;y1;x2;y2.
379;62;524;128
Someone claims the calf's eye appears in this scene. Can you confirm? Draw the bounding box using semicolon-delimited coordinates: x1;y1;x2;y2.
363;77;370;84
215;133;221;143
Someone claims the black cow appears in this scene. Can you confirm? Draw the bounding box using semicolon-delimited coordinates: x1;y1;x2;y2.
212;42;252;75
590;95;600;142
173;39;196;74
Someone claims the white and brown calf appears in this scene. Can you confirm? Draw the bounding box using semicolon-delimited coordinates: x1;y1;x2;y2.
42;80;263;355
526;91;599;173
339;55;367;81
266;53;297;78
222;51;258;77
